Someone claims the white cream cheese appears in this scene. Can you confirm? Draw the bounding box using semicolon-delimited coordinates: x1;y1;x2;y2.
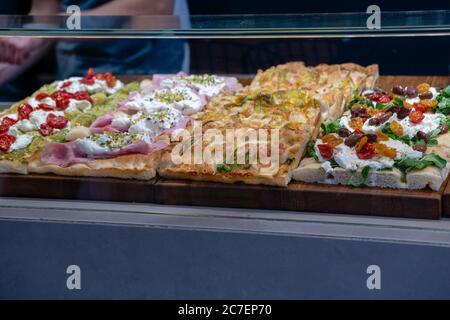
65;99;92;113
75;138;110;155
380;138;422;160
57;77;123;95
9;134;32;151
399;113;444;138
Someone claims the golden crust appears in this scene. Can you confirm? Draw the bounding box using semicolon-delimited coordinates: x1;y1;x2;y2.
28;152;161;180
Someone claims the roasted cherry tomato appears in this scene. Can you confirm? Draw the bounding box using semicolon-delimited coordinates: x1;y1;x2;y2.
38;103;54;111
38;123;54;136
46;113;68;129
73;91;93;103
1;116;17;127
378;95;391;104
357;142;375;160
0;133;16;152
35;92;49;100
87;67;95;78
317;143;334;160
409;110;425;124
80;77;95;85
61;81;72;89
18;103;33;120
368;92;381;102
413;103;428;113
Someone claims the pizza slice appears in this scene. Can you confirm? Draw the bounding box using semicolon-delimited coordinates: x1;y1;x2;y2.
28;74;242;179
158;88;323;186
293;82;450;191
0;68;131;174
250;62;379;126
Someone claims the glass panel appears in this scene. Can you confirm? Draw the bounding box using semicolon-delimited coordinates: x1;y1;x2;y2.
0;10;450;38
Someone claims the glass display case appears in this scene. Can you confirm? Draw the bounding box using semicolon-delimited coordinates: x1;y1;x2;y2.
2;8;450;299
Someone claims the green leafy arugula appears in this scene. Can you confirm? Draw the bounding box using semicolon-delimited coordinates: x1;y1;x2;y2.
320;119;342;134
436;85;450;115
394;153;447;173
348;166;371;187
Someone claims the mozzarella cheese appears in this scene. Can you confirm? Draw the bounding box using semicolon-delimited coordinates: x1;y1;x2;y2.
9;134;33;151
57;77;123;95
399;113;444;138
65;99;92;113
380;138;422;160
75;138;110;155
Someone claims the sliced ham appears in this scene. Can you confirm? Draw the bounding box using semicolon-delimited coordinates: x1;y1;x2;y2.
40;142;89;167
40;140;169;167
89;113;121;134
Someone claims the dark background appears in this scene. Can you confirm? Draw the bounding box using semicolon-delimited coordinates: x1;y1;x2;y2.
2;0;450;98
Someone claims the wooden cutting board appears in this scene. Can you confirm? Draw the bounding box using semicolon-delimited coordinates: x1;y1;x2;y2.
0;75;448;219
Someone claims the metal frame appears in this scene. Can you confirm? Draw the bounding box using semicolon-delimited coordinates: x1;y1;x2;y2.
1;197;450;246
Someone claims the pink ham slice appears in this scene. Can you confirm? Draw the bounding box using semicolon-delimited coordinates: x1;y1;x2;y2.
40;140;169;167
90;113;131;133
40;141;89;167
90;113;117;134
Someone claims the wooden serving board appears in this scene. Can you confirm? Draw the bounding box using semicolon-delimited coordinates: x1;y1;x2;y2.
0;75;448;219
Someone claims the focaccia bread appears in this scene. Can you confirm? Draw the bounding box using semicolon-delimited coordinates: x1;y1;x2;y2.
0;69;132;174
28;74;243;180
158;88;322;186
250;62;379;125
294;83;450;191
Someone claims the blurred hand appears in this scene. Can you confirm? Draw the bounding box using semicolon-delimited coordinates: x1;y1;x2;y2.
0;37;47;65
0;38;51;86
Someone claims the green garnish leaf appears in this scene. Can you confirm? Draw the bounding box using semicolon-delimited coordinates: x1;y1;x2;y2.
348;166;371;187
321;119;342;134
394;153;447;173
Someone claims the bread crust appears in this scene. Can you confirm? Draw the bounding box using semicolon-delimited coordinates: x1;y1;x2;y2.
28;152;161;180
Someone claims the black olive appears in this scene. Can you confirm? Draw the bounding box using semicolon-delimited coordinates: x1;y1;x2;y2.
405;86;418;98
392;85;405;95
413;144;427;152
337;128;351;138
368;118;380;126
378;111;393;124
439;124;449;134
366;134;378;143
351;106;366;117
416;131;428;142
344;133;362;147
418;91;433;100
386;106;401;114
397;107;411;119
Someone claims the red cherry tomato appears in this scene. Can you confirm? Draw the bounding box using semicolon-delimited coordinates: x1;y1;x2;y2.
317;144;334;160
55;98;70;110
80;77;95;85
18;103;33;120
38;123;54;136
357;143;375;160
1;116;17;127
378;95;391;104
73;91;93;103
87;68;95;78
413;103;428;113
0;133;16;152
35;92;49;100
409;110;425;124
61;81;72;89
38;103;54;111
46;113;68;129
368;92;381;102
